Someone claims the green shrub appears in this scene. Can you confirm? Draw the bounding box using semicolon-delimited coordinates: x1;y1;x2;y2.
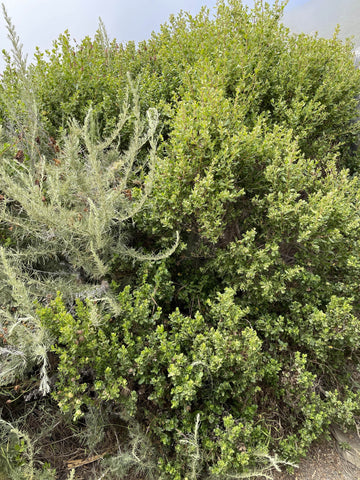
1;1;360;479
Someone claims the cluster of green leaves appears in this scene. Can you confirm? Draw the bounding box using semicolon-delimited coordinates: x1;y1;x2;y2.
2;1;360;479
38;278;271;477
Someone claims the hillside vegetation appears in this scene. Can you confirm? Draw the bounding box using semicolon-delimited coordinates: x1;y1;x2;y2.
1;1;360;478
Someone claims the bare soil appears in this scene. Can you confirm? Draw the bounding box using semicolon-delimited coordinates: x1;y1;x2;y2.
271;440;360;480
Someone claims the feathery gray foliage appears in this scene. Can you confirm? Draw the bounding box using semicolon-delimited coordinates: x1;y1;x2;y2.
0;5;178;395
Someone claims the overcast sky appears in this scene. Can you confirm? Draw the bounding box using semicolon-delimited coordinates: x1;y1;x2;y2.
0;0;357;69
284;0;360;46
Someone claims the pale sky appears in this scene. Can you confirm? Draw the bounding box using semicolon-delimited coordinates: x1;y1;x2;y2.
284;0;360;46
1;0;358;69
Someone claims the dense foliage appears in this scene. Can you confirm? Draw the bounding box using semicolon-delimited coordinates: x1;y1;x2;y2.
1;1;360;479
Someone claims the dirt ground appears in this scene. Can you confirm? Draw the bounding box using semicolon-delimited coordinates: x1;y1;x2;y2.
271;440;360;480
